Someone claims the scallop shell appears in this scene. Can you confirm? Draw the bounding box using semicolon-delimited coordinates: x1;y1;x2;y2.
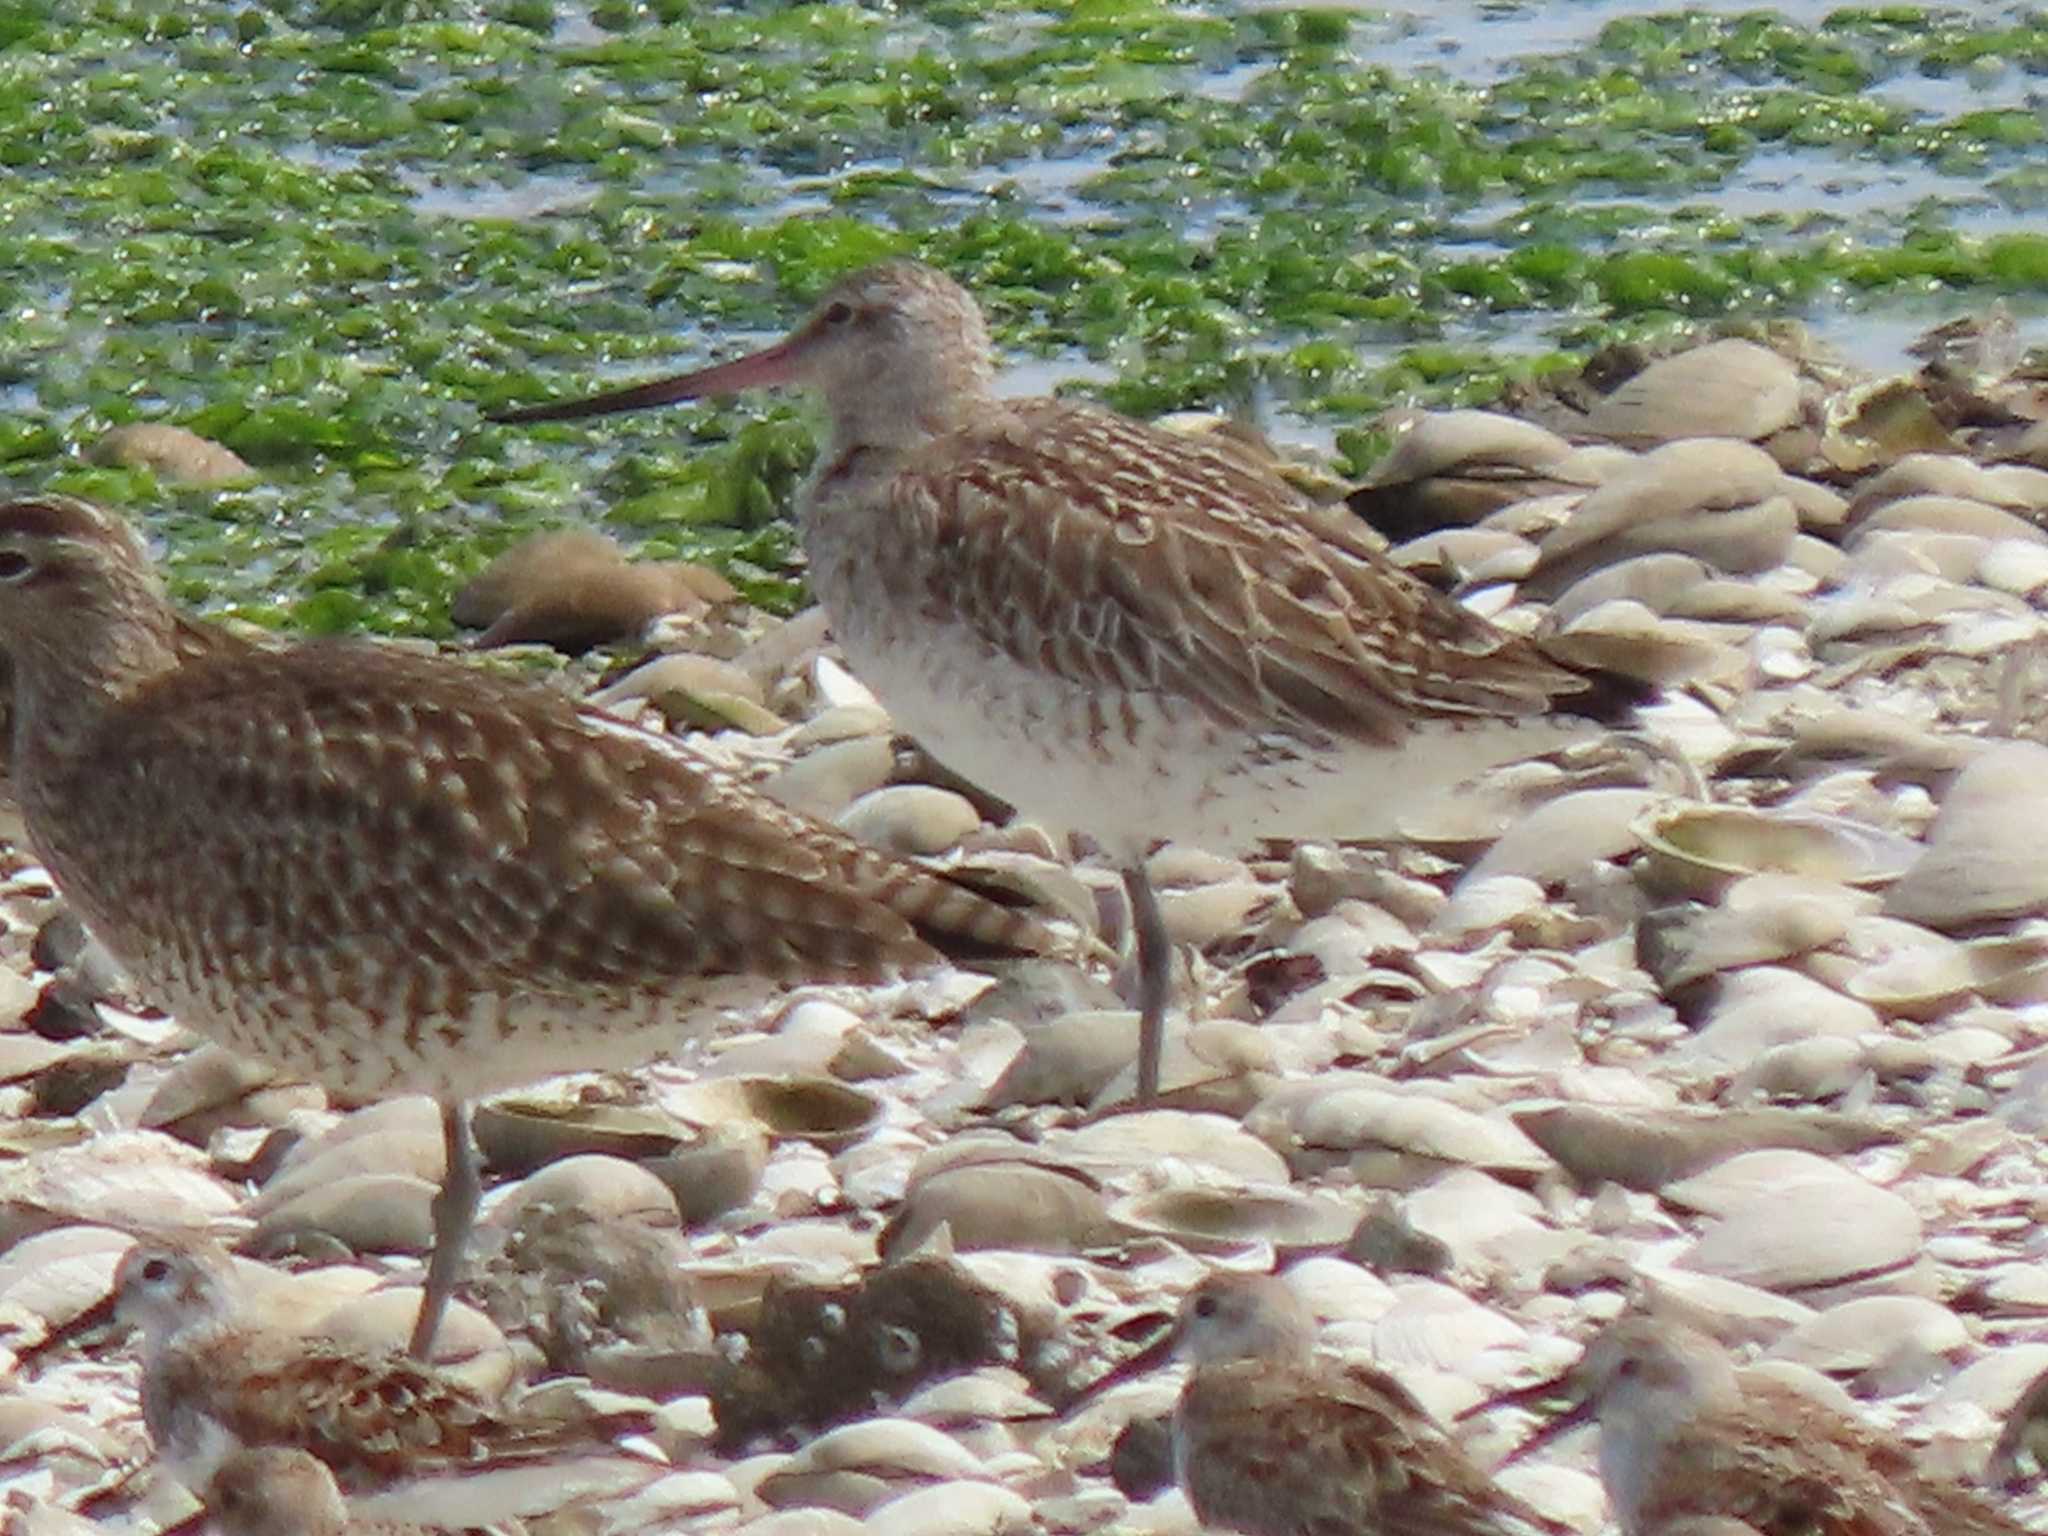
1108;1185;1360;1253
662;1076;883;1152
1634;803;1919;902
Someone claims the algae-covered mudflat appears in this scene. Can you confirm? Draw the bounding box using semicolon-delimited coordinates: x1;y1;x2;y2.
2;1;2044;633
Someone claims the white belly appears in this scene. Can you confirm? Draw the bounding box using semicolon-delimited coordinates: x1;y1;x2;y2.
130;947;754;1102
831;606;1594;861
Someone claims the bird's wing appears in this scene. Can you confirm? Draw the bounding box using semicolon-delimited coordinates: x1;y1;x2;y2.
165;1332;507;1480
1751;1384;2031;1536
63;640;1050;1010
178;1330;660;1489
883;400;1630;750
1180;1362;1571;1536
1640;1396;1941;1536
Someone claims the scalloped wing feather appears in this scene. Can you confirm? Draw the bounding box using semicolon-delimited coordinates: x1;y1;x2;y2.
50;639;1050;1021
164;1333;506;1480
1638;1397;1954;1536
1179;1361;1571;1536
894;400;1607;750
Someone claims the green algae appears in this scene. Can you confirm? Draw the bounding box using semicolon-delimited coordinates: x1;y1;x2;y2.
1;1;2045;634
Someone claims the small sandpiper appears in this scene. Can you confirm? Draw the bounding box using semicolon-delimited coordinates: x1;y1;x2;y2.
190;1448;439;1536
1080;1271;1573;1536
496;259;1655;1104
84;1235;658;1498
1490;1313;2028;1536
0;493;1056;1360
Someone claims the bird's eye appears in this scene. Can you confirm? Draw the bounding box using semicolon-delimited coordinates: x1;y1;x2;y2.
821;301;854;326
0;550;33;582
139;1257;171;1284
1192;1294;1218;1319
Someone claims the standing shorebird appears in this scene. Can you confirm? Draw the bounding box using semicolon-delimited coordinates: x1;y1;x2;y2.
0;493;1054;1360
1490;1314;2027;1536
1079;1272;1572;1536
495;259;1653;1103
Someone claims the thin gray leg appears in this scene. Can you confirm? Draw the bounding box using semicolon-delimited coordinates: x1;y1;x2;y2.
1124;862;1170;1107
409;1097;480;1360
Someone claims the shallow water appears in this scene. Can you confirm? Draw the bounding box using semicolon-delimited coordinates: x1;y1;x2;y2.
2;1;2044;629
1362;0;1887;79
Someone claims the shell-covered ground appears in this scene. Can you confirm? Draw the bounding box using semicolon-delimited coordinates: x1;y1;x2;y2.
11;320;2048;1532
11;2;2048;1533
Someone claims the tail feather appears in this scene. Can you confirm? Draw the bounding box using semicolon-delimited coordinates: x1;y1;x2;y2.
885;865;1065;964
1553;656;1661;729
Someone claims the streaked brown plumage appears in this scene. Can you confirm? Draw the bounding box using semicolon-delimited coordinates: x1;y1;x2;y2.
0;493;1055;1358
1497;1315;2027;1536
495;260;1648;1104
113;1235;653;1498
1085;1273;1571;1536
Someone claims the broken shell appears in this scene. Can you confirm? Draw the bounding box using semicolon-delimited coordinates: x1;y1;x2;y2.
1634;803;1918;903
1107;1185;1359;1253
1522;438;1798;597
1765;1295;1967;1378
1462;788;1661;890
879;1161;1119;1259
1676;1179;1925;1296
661;1077;884;1152
1245;1079;1553;1184
1583;340;1805;449
1667;1151;1924;1294
1887;743;2048;932
1543;601;1748;686
1513;1102;1895;1192
472;1097;695;1175
1051;1109;1292;1186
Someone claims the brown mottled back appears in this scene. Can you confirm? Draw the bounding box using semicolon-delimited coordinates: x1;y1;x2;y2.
0;494;1056;1100
1147;1274;1571;1536
1628;1390;1968;1536
1574;1317;2023;1536
1179;1358;1572;1536
66;639;997;970
153;1325;648;1488
847;398;1648;753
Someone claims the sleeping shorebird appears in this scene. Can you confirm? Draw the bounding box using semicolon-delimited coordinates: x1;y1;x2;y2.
188;1448;438;1536
495;258;1655;1104
1078;1272;1571;1536
174;1443;631;1535
1489;1314;2027;1536
0;493;1056;1360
